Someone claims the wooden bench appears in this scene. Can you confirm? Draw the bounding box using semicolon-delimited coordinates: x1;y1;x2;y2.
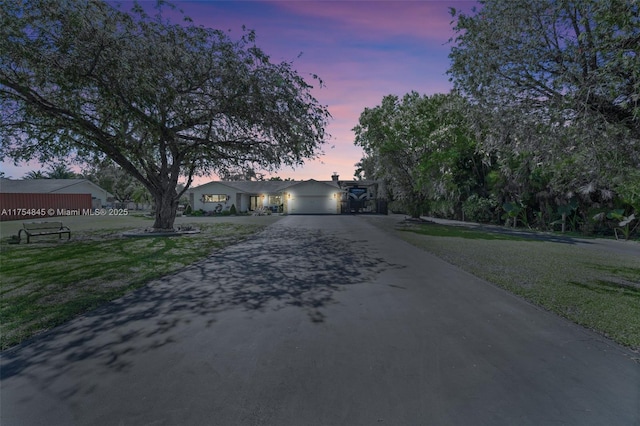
18;221;71;243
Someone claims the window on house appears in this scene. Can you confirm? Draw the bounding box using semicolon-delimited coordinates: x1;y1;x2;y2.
203;194;228;203
268;195;282;205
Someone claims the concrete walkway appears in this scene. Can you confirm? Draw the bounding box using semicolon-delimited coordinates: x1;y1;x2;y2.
1;215;638;425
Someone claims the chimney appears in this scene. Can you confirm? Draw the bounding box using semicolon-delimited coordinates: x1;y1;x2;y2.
331;172;339;182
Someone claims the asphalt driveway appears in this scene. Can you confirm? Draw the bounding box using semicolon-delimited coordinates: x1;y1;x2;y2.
1;215;638;425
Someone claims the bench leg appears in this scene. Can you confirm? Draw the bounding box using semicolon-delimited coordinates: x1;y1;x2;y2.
18;229;29;244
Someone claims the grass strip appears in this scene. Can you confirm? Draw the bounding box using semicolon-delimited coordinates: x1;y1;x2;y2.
372;219;640;350
0;222;266;350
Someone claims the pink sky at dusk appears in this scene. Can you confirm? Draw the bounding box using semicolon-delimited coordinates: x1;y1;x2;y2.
0;1;478;184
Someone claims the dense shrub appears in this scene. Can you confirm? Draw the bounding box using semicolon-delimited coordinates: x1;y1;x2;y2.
462;195;497;223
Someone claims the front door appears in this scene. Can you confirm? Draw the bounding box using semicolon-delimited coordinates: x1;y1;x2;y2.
249;196;260;211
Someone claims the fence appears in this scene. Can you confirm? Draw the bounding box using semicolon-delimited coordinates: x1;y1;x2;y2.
341;199;388;215
0;193;92;221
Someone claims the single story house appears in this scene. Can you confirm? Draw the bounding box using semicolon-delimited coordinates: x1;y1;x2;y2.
1;178;112;207
189;175;386;215
0;178;113;221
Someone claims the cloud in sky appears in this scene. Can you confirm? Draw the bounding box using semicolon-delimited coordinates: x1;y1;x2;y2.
0;1;477;183
273;0;457;43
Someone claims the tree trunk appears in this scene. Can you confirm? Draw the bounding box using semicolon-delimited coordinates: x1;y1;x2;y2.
408;203;422;219
152;189;179;231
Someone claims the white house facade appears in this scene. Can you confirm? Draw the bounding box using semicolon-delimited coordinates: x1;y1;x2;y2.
189;175;387;215
189;179;342;215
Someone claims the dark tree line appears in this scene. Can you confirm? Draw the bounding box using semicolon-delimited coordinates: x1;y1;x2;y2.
354;0;639;238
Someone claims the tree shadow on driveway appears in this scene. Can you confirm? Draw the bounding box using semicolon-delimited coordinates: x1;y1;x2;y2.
1;223;398;386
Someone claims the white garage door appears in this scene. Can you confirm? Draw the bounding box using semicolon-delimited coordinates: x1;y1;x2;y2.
291;196;335;214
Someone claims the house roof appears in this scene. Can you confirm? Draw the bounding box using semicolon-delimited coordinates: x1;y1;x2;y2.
0;178;111;196
222;180;294;193
339;179;379;186
286;179;341;190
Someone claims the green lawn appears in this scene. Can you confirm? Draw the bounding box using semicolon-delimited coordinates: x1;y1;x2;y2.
3;214;638;351
0;216;280;349
389;220;640;350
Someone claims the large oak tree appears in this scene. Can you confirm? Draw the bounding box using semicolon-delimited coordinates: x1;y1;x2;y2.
0;0;330;230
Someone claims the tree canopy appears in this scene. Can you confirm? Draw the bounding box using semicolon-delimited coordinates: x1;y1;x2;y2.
353;92;484;218
352;0;638;236
0;0;330;229
24;163;77;179
81;160;150;205
448;0;640;196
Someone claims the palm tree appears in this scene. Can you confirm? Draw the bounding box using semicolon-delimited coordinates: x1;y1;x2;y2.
23;170;46;179
46;163;76;179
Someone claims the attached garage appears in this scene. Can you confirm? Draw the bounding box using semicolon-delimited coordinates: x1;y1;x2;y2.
284;180;341;215
288;195;334;214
